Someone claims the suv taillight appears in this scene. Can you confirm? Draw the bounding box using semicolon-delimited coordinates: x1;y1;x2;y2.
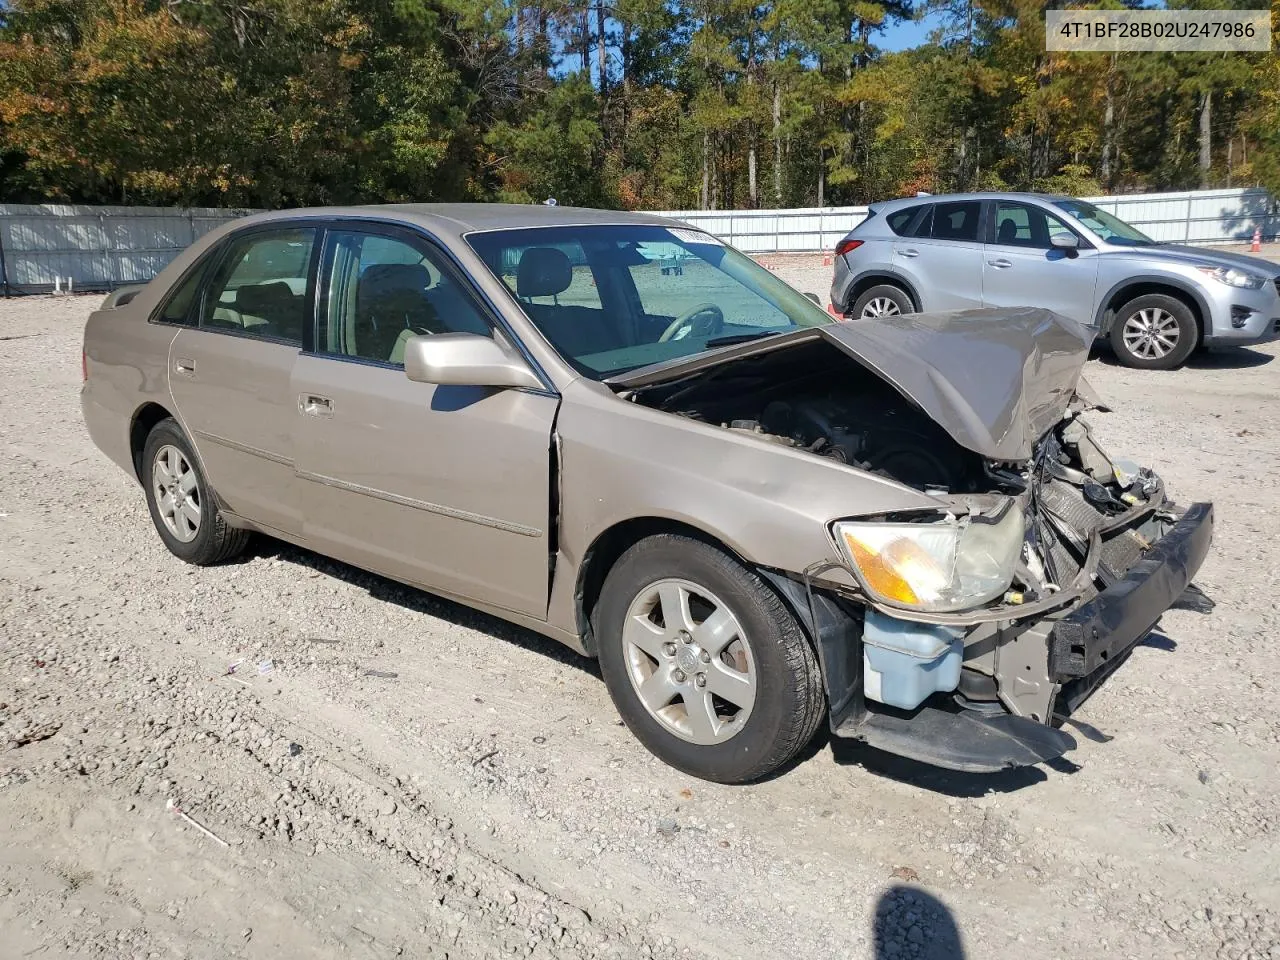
835;239;863;257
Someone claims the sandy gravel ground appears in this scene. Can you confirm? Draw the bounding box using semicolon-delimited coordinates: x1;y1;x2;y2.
2;284;1279;960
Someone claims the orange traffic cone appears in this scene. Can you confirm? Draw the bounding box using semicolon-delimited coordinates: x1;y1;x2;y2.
1251;226;1262;253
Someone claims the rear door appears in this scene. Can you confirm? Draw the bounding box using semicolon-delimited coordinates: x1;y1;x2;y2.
291;224;559;618
892;200;985;310
168;226;317;537
981;199;1100;328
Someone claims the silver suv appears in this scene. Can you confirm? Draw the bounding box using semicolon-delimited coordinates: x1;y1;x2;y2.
831;192;1280;369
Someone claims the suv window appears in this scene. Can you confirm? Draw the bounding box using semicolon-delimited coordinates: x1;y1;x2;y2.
993;201;1078;249
200;228;315;344
320;229;491;366
931;201;982;242
886;207;919;236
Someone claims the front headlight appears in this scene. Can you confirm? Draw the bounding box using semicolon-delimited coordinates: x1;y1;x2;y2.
833;503;1024;612
1197;265;1266;290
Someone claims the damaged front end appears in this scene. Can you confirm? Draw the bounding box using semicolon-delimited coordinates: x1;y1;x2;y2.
793;407;1213;773
615;309;1214;772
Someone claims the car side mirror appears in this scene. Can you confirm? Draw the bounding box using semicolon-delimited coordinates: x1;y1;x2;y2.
1051;233;1079;250
403;333;543;391
802;292;822;305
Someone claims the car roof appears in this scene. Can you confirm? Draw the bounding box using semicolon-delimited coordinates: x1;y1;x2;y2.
869;191;1073;211
225;203;684;239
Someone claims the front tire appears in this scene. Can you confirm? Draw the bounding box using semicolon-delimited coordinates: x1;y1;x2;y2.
851;284;914;320
141;418;250;565
1109;294;1198;370
594;535;825;783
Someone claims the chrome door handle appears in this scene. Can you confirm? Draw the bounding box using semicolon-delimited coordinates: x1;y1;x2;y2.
987;258;1013;269
299;394;334;417
895;248;919;258
174;357;196;375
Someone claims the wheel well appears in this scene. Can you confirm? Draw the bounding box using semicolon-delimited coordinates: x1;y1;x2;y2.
574;517;745;656
1102;283;1205;343
129;402;174;482
847;275;918;311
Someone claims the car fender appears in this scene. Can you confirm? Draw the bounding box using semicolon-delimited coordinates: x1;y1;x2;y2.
839;267;923;312
1092;272;1214;336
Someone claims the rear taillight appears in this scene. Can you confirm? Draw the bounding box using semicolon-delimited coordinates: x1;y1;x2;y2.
835;239;863;257
82;347;88;382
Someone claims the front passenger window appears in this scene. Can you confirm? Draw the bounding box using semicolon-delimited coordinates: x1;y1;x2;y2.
200;229;315;344
320;231;492;366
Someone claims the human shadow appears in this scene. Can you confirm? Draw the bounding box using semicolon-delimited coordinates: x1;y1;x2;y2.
874;885;966;960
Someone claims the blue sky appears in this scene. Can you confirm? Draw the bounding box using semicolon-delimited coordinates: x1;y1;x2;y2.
877;10;948;52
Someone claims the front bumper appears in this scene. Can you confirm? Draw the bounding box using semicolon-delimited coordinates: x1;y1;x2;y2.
1048;501;1214;682
1204;282;1280;345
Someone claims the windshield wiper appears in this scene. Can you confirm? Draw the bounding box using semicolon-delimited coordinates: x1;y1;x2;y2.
703;331;782;349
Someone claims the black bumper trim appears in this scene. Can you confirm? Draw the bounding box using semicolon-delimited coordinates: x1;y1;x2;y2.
1049;502;1213;681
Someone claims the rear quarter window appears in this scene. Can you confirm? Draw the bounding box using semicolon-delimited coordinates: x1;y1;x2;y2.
886;207;919;236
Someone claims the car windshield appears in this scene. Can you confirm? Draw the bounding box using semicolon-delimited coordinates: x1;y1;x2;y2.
466;224;833;379
1053;199;1157;246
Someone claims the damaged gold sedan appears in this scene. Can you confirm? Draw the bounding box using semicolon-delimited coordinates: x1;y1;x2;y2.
81;205;1213;782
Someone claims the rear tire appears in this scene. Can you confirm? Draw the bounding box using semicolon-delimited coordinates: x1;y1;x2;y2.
851;284;914;320
594;534;825;783
142;418;251;565
1109;293;1198;370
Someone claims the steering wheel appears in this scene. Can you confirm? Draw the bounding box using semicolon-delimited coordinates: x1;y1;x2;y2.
658;303;725;343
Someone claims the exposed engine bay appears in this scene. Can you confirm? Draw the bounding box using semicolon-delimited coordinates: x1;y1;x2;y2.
626;340;986;491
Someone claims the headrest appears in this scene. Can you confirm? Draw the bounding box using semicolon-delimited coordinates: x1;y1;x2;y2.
360;263;429;299
997;218;1018;244
516;247;572;299
235;281;294;315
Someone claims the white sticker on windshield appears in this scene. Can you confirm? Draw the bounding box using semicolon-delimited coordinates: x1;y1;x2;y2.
668;228;723;246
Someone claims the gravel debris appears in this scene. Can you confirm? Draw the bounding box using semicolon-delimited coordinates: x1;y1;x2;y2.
1;285;1278;960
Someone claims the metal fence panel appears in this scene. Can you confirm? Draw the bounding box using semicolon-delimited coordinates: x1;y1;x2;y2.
0;203;255;293
654;187;1278;254
2;188;1277;293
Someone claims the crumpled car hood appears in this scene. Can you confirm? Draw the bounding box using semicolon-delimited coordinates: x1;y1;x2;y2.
611;307;1093;462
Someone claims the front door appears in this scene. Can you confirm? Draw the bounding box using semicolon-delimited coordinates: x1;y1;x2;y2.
168;226;316;537
981;200;1101;329
292;225;558;619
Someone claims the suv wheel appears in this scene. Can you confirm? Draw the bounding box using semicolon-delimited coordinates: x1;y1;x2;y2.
1110;293;1198;370
594;534;825;784
851;284;913;320
142;418;251;564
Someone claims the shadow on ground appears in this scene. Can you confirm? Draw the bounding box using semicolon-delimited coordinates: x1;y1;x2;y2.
246;537;601;678
874;885;966;960
1091;343;1273;369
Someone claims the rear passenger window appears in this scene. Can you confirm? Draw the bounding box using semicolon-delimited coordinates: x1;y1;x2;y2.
200;229;315;345
930;201;982;242
319;230;491;366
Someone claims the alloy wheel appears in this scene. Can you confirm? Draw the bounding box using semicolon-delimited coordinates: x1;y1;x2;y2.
860;296;902;319
1121;307;1180;360
151;444;201;542
621;578;756;745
